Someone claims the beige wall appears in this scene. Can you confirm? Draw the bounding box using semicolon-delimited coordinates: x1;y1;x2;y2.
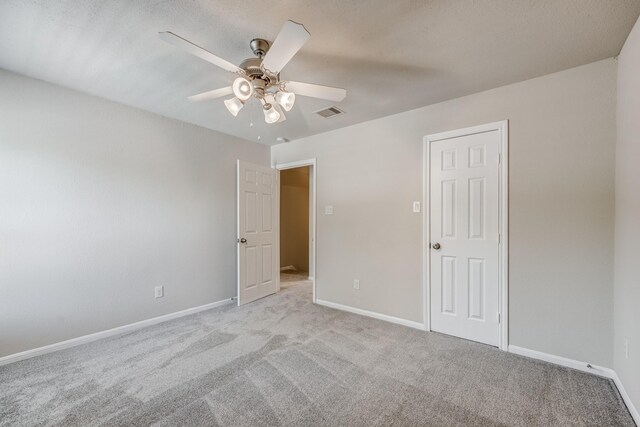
0;69;270;357
615;16;640;411
272;59;617;367
280;167;310;272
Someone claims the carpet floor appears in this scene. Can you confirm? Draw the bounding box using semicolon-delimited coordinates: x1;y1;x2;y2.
0;278;634;426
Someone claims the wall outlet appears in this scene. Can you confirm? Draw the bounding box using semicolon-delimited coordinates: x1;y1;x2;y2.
155;286;164;299
413;201;421;213
353;279;360;290
624;339;629;360
324;205;334;215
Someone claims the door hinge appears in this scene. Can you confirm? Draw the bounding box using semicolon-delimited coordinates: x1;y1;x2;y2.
498;153;501;165
497;312;501;323
498;233;501;244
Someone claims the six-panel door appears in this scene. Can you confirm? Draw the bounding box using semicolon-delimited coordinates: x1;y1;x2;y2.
237;160;278;306
430;130;500;346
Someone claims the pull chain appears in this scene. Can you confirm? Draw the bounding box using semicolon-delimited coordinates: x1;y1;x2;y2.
249;98;254;128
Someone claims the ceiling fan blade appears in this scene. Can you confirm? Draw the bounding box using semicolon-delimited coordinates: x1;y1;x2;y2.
283;81;347;102
187;86;233;102
261;21;310;75
159;31;240;73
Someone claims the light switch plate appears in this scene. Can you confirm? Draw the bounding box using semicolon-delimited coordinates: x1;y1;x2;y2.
413;201;421;213
155;286;164;298
324;205;334;215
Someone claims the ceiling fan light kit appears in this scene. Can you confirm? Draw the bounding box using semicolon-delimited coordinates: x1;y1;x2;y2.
262;103;281;124
224;97;244;116
276;90;295;111
159;20;346;125
232;76;254;101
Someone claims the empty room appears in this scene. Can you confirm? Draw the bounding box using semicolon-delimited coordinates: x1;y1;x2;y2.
1;1;639;425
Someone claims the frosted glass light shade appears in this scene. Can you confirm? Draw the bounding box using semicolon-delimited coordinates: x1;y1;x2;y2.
275;91;295;111
224;97;244;116
263;103;281;124
232;77;254;101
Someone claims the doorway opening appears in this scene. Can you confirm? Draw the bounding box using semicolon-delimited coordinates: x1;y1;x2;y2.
276;159;316;302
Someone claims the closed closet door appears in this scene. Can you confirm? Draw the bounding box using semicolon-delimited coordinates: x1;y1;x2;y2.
430;130;500;346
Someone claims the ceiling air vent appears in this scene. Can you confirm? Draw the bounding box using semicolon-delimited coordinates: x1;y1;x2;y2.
315;106;344;118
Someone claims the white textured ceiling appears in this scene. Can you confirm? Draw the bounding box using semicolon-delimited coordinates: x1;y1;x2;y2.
1;1;639;145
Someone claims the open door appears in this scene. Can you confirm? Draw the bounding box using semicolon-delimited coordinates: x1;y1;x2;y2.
237;160;278;306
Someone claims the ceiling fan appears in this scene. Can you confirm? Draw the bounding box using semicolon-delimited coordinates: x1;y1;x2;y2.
159;20;347;124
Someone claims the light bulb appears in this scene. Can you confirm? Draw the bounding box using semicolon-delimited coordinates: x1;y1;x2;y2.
232;77;253;101
224;97;244;117
263;103;281;124
275;91;295;111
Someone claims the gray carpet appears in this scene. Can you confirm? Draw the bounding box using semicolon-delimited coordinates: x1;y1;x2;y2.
0;278;634;426
280;271;310;289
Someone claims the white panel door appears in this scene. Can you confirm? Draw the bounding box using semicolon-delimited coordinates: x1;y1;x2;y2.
237;160;278;306
430;130;500;346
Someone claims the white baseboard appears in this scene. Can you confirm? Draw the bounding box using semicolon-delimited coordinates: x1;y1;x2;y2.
611;370;640;425
508;345;614;378
280;265;296;272
315;299;427;331
509;345;638;425
0;298;234;367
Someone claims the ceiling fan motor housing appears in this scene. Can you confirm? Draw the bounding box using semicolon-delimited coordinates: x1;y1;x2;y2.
249;38;270;57
239;42;280;94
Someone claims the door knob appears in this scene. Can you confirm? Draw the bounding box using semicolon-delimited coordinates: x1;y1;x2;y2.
239;238;247;244
432;242;441;250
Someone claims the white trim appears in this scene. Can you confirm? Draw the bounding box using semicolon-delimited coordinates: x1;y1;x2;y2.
612;371;640;425
274;158;316;170
422;132;431;331
0;298;234;367
498;122;509;351
236;159;241;306
423;121;509;350
275;158;317;304
508;345;613;377
275;168;281;293
316;299;427;331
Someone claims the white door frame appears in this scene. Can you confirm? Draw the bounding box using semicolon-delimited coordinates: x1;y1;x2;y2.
423;121;509;350
275;158;317;303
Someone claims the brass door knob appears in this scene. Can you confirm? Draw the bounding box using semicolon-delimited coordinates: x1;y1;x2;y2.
239;238;247;244
432;242;441;250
